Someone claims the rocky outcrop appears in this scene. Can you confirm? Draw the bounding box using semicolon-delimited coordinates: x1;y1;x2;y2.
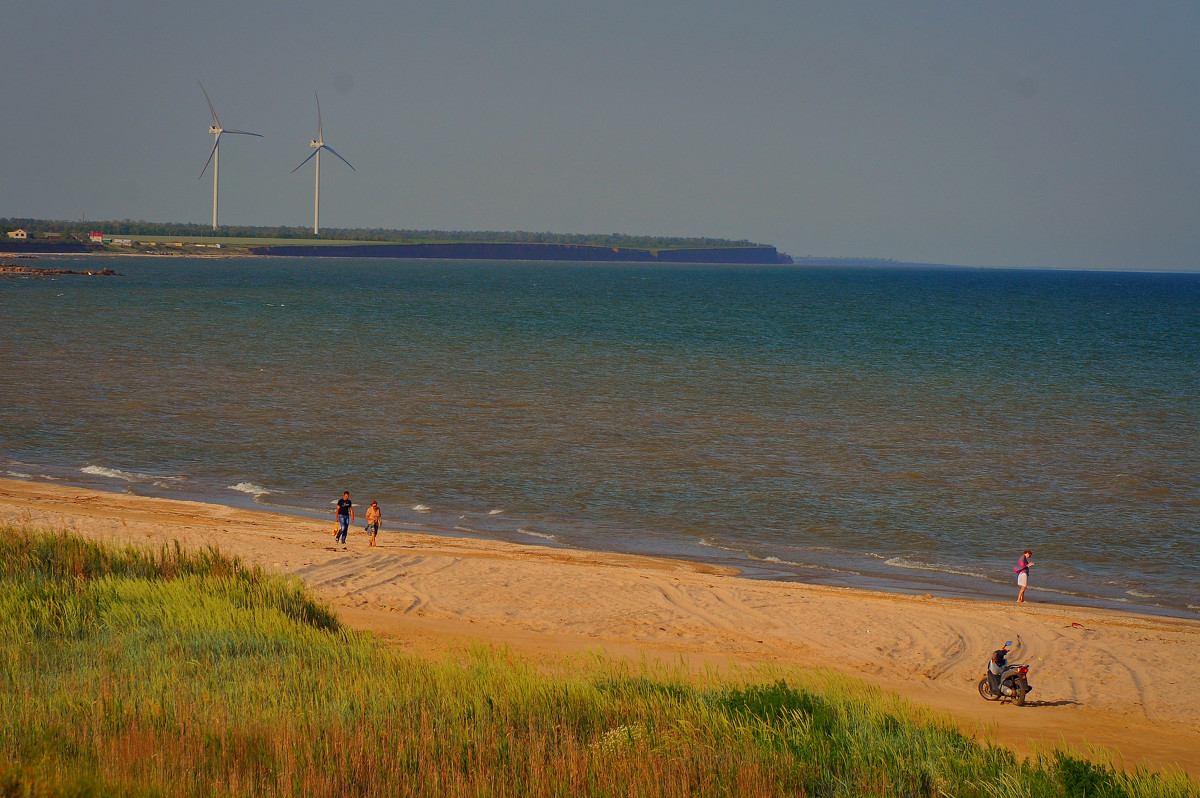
0;264;119;278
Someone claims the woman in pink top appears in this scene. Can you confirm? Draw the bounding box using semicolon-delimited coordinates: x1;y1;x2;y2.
1016;550;1034;602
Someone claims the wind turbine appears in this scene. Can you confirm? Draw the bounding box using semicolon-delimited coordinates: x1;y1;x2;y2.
292;93;355;234
197;81;262;230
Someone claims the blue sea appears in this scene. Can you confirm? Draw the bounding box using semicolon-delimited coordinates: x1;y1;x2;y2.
2;257;1197;615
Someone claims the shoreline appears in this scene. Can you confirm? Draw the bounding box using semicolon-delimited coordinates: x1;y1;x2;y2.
2;477;1198;775
5;463;1192;620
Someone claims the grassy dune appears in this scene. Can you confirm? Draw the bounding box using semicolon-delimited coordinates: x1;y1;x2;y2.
1;528;1194;797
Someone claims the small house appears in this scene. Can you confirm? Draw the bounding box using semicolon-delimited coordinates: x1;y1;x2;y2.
6;229;28;240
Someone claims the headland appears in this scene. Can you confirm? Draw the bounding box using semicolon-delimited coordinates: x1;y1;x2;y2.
1;219;792;264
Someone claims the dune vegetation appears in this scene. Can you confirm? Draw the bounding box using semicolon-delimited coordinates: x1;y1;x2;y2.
1;527;1194;797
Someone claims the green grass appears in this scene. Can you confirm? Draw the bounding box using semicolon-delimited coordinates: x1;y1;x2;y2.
1;527;1195;797
122;235;399;247
118;234;750;250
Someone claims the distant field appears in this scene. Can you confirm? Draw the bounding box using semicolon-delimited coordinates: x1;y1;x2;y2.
121;235;763;251
124;234;397;247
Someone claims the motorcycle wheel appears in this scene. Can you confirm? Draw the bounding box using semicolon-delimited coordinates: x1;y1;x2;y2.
977;678;999;701
1013;680;1027;706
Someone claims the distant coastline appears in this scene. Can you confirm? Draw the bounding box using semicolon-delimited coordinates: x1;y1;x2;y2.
249;240;790;264
1;239;790;264
2;218;792;264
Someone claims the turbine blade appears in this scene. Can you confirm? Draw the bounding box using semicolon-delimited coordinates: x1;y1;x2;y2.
291;149;319;173
322;145;355;171
223;129;263;137
315;91;323;142
197;80;220;127
198;136;219;179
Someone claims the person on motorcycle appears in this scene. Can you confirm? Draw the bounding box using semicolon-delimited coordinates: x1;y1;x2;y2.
987;642;1010;694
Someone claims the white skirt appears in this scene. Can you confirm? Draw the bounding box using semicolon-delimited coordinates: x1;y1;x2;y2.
1017;572;1028;587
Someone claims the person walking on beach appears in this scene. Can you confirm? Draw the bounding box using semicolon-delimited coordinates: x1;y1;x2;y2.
335;491;354;546
1015;549;1034;602
365;500;381;547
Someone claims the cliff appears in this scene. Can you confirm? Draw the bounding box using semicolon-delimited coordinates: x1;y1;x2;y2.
248;241;791;264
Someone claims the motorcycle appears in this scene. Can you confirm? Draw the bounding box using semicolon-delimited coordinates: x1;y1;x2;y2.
977;640;1033;706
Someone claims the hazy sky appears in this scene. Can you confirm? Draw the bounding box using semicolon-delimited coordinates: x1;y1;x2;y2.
3;1;1198;270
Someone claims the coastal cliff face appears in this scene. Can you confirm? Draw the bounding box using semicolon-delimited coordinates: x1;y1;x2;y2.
0;241;89;254
249;241;792;264
2;239;791;264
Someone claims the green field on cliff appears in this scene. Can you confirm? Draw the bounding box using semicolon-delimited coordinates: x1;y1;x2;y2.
3;528;1193;797
2;218;769;251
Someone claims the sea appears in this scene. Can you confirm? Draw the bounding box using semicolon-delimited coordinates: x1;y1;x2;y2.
1;256;1197;616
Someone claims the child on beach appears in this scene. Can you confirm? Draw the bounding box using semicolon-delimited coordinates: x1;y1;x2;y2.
1015;550;1034;602
365;501;381;547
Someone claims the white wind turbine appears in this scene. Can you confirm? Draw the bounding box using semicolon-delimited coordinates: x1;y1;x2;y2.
292;93;355;234
197;81;262;230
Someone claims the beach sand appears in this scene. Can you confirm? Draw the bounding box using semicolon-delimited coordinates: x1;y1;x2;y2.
3;477;1197;775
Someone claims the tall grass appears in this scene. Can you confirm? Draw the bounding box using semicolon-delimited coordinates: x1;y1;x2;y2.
1;527;1195;797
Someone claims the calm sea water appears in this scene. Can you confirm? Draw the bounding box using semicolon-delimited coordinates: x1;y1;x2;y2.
2;257;1197;615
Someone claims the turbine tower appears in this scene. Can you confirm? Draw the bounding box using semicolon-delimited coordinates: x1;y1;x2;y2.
197;81;262;230
292;93;354;234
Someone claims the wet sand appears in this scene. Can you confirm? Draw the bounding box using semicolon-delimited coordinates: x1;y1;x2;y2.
2;478;1197;775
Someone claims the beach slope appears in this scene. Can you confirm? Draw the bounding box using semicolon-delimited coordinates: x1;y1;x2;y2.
2;478;1196;774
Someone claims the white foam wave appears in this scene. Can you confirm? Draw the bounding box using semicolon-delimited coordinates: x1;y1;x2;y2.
412;504;432;513
698;539;849;573
488;509;505;515
1125;588;1157;599
517;528;557;541
698;538;745;554
884;556;988;580
1027;584;1099;599
82;465;140;480
228;482;270;498
5;471;32;479
81;465;181;488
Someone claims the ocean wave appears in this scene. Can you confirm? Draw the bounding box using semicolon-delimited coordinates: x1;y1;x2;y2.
81;465;181;488
5;471;32;479
884;556;988;580
1125;588;1158;599
699;539;851;574
748;553;854;575
488;509;505;515
698;538;745;554
517;528;557;542
228;482;270;498
412;504;432;513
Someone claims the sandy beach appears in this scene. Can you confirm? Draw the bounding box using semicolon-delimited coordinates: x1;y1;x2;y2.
2;477;1197;775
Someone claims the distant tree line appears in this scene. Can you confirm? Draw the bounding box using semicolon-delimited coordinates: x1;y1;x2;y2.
1;218;763;250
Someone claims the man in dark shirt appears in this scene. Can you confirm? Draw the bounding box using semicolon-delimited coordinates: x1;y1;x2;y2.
335;491;354;545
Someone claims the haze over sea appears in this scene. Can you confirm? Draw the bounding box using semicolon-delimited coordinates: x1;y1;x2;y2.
2;257;1197;615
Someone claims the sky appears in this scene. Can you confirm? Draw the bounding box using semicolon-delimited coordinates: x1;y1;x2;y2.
2;1;1198;271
